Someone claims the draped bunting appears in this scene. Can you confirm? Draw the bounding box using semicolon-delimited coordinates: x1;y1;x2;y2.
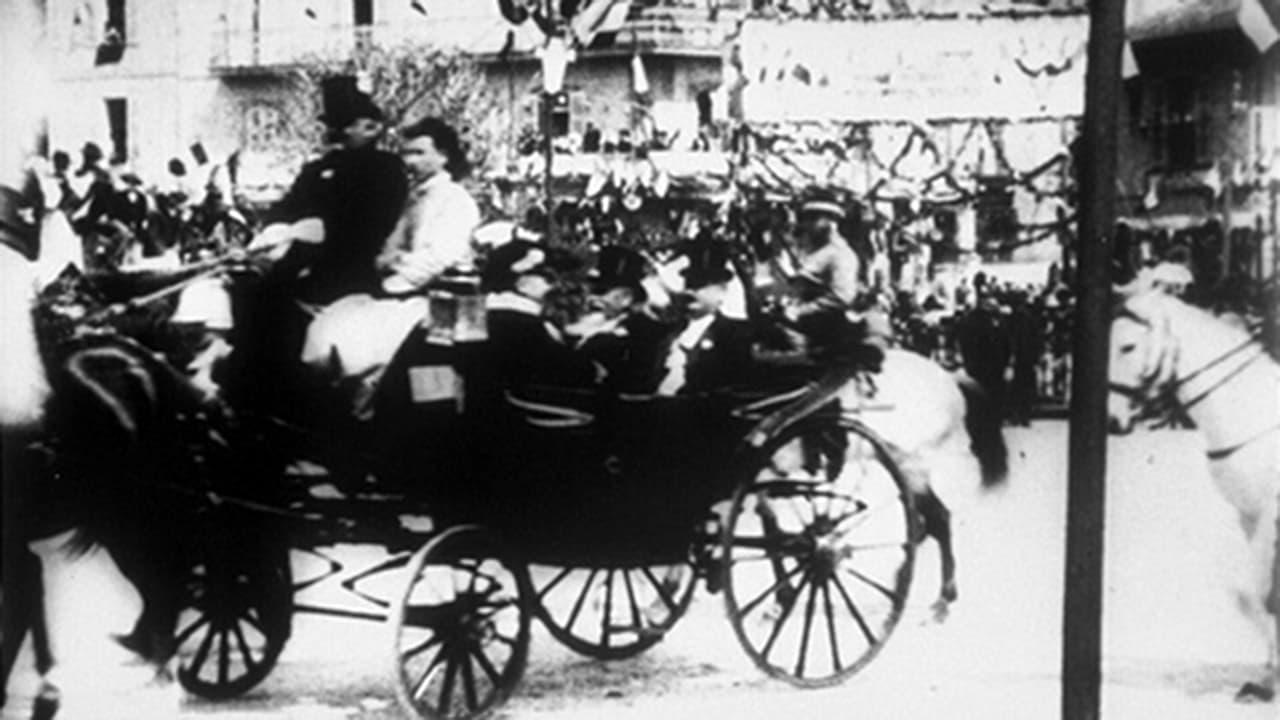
735;14;1088;122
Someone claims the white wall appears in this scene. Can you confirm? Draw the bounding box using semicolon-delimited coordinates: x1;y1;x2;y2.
1;0;53;183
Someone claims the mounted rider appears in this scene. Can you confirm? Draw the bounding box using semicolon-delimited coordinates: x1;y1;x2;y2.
775;189;885;372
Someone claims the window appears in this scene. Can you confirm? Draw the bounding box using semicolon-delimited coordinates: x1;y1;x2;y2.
353;0;373;26
106;0;125;41
1138;76;1212;170
244;104;283;150
106;97;128;163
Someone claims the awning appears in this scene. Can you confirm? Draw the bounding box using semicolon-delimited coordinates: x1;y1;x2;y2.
1128;0;1280;73
1117;213;1221;232
1117;210;1267;232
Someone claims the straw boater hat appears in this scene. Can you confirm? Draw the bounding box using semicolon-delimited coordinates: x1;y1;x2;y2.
799;187;847;221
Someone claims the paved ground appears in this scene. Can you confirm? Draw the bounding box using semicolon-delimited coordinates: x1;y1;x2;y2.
4;420;1277;719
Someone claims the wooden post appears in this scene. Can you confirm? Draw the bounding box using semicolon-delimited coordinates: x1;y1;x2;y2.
544;91;555;242
1062;1;1125;719
1222;162;1233;288
1265;180;1278;359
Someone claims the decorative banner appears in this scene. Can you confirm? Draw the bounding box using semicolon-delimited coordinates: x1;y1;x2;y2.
735;14;1089;122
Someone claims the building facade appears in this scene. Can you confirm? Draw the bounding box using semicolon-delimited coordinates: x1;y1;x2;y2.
725;4;1088;283
1116;0;1280;305
27;0;745;188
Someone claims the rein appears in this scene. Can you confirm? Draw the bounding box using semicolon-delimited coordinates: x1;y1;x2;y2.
79;238;286;325
1175;339;1266;413
1113;317;1273;457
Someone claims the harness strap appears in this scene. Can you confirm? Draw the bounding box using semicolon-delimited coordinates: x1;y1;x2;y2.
1179;346;1267;414
1205;421;1280;462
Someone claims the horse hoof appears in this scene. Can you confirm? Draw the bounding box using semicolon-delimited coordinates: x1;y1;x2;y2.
31;686;60;720
1234;681;1275;703
928;599;952;624
941;583;958;604
111;632;153;661
149;666;176;687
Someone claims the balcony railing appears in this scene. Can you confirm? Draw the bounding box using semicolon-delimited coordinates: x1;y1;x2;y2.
210;7;743;72
211;24;385;72
209;21;519;72
620;15;734;55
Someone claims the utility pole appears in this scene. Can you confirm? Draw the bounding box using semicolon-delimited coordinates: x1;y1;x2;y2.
1062;1;1125;719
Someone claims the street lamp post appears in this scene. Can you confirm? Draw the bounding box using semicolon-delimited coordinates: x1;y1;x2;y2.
538;31;573;244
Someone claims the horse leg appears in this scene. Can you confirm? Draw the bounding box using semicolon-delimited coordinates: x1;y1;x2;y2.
1;548;36;705
1;546;61;719
915;487;957;622
104;536;177;681
1233;506;1278;702
755;500;796;610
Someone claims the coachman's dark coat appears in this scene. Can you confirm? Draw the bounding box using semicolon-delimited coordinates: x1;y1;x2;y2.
267;145;408;303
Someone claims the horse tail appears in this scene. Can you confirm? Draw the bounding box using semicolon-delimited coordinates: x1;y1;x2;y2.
956;373;1008;488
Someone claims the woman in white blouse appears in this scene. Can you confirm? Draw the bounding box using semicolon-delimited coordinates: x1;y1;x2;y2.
377;117;481;295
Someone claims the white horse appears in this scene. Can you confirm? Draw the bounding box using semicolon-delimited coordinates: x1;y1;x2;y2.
1108;287;1280;701
643;246;1009;620
750;346;1010;621
1;213;59;717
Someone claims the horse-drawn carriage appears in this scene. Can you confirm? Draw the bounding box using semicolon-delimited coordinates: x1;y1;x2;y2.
27;260;927;720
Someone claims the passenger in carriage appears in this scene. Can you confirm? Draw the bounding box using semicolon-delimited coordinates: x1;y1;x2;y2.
572;245;674;395
654;241;754;396
483;240;604;389
376;117;480;295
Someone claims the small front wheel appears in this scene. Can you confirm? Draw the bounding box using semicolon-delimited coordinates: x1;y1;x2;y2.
176;542;292;698
723;420;917;687
389;526;531;720
530;561;696;659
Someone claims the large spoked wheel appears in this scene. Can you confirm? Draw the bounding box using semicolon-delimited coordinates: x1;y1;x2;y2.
176;543;293;698
723;420;917;687
530;561;697;659
390;525;531;720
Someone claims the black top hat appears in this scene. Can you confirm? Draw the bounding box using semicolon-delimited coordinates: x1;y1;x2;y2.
0;185;41;261
482;240;556;293
680;241;734;289
589;245;647;295
319;75;384;129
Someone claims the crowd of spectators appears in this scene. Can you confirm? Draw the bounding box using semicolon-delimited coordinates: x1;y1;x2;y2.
26;142;250;272
890;269;1075;423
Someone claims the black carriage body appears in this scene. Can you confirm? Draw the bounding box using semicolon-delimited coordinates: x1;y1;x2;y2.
35;267;918;714
366;330;756;567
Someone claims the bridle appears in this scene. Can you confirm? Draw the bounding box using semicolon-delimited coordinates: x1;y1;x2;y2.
1108;312;1275;455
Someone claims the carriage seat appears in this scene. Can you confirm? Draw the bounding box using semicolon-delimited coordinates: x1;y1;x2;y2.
504;385;596;429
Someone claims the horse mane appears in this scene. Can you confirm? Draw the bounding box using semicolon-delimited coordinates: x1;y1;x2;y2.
48;333;215;555
1117;289;1258;393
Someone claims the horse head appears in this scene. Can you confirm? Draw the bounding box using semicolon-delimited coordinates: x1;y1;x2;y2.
1108;287;1181;434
